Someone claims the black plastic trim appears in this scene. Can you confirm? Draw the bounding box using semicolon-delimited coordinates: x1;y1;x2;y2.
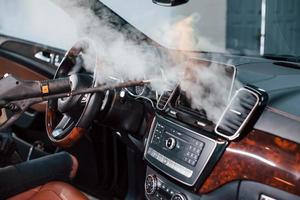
239;181;300;200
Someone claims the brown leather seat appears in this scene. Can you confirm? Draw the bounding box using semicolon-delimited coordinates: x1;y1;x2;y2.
7;181;88;200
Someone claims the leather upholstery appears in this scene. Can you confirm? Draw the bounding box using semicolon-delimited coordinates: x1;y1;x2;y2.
8;181;88;200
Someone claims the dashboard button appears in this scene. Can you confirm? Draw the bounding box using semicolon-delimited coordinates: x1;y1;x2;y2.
166;137;176;150
145;175;157;195
172;193;187;200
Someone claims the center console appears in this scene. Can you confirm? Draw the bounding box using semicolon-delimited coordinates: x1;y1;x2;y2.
144;115;227;200
143;59;237;200
145;168;202;200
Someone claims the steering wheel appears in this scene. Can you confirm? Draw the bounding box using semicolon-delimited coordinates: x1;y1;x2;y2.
45;41;103;148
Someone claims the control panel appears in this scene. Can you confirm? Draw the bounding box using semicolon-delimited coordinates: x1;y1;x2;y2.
145;115;224;186
145;167;203;200
152;122;205;167
145;174;187;200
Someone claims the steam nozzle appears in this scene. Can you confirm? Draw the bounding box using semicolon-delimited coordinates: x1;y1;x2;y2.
0;74;71;102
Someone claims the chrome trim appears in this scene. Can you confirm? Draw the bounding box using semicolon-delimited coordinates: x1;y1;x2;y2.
34;51;51;63
171;193;187;200
196;121;206;127
228;63;237;101
0;37;9;45
100;90;110;111
156;86;177;111
215;87;260;140
144;117;157;158
153;1;172;6
144;174;157;195
165;137;176;150
170;110;177;115
229;109;242;116
144;115;222;186
260;194;277;200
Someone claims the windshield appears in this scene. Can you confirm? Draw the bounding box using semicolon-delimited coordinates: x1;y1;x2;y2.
100;0;300;57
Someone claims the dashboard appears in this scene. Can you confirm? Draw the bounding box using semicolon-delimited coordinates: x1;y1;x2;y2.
1;35;300;200
126;58;300;200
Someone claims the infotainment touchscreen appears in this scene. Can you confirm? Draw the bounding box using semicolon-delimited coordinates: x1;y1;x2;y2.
174;59;236;119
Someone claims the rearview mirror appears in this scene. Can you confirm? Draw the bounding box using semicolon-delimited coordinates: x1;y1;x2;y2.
152;0;189;6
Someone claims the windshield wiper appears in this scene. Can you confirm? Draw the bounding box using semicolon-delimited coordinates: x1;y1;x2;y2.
263;54;300;63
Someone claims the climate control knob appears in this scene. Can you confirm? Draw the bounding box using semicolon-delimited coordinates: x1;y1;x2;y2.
166;137;176;150
145;175;157;195
172;193;187;200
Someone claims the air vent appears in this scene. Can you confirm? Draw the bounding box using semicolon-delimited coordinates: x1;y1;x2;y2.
156;90;174;110
215;87;261;140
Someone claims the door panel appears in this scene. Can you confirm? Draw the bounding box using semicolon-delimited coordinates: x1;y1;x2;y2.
0;35;67;151
1;40;65;70
0;35;65;113
0;56;48;112
0;35;65;78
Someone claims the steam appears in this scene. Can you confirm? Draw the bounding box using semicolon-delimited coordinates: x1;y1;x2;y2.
53;0;183;91
161;13;224;52
52;0;242;122
4;0;241;123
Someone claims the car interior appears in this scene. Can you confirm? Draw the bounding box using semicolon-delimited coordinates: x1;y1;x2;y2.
0;0;299;200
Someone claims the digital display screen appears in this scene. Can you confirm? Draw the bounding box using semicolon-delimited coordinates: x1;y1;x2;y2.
174;59;236;119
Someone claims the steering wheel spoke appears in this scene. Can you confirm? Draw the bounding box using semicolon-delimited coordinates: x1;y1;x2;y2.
51;115;75;139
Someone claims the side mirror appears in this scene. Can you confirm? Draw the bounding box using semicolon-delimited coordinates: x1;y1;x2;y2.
152;0;189;6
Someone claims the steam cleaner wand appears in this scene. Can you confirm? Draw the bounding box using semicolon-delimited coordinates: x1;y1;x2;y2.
0;74;150;131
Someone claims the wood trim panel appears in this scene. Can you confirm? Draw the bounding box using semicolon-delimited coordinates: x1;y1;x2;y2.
0;56;47;80
46;107;86;148
199;130;300;196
